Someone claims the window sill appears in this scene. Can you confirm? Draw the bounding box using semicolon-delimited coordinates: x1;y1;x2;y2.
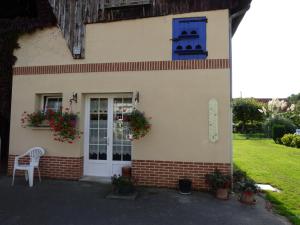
30;126;51;130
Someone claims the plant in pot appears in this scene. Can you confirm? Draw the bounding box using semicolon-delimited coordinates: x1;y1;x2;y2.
21;111;46;127
111;175;135;195
205;169;231;200
126;109;151;140
178;178;192;194
233;168;247;192
238;178;258;204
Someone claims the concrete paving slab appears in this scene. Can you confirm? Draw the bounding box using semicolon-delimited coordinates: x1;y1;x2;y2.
257;184;281;192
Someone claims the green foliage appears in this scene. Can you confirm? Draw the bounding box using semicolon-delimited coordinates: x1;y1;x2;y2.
272;125;287;144
21;111;45;127
291;135;300;148
47;109;80;143
234;121;263;134
233;98;265;133
233;168;247;183
264;116;296;141
127;109;151;140
237;178;258;194
281;134;295;147
205;169;231;191
281;111;300;127
21;109;80;144
288;93;300;104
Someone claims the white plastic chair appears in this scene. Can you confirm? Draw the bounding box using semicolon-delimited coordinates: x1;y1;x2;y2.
11;147;45;187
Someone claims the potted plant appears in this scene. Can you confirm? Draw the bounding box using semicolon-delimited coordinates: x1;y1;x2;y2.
233;169;247;192
238;178;258;204
205;169;231;200
126;109;151;140
21;108;81;144
21;111;46;127
178;178;192;194
111;175;135;195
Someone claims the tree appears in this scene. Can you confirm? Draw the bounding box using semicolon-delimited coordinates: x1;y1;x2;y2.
288;93;300;104
233;98;265;133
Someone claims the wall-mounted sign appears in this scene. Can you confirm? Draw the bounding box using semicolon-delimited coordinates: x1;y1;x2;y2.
209;98;218;143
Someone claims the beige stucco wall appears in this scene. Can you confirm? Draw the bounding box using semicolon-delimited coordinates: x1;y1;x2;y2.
10;69;231;163
10;9;231;164
14;9;229;66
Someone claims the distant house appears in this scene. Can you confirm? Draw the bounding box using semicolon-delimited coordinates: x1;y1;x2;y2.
8;0;251;189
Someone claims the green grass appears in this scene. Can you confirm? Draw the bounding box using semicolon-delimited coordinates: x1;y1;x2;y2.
233;134;300;225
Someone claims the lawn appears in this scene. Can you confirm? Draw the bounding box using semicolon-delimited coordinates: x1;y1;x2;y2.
233;134;300;225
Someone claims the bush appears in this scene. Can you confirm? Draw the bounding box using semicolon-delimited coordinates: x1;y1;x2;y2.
291;135;300;148
234;121;263;134
281;134;295;147
233;98;265;134
264;116;296;141
272;125;287;144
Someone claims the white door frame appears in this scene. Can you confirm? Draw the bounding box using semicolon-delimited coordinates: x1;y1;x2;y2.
83;94;132;177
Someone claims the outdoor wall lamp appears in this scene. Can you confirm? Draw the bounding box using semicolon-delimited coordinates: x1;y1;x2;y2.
69;92;78;104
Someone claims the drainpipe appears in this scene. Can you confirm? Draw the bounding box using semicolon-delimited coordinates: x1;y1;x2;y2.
228;5;250;187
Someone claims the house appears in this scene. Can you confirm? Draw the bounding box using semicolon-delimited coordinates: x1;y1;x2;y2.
8;0;251;189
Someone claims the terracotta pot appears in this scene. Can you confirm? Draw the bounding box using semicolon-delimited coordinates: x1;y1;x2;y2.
216;188;229;200
240;192;256;204
122;166;132;178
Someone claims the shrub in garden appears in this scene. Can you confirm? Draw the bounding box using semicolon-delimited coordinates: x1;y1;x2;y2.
233;98;265;134
272;125;287;144
281;134;295;147
264;116;296;141
291;135;300;148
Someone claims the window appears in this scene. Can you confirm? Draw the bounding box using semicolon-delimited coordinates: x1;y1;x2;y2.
172;17;208;60
43;96;62;112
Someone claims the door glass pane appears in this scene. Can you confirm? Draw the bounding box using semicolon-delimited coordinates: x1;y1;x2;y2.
90;98;99;113
112;97;133;161
89;145;98;160
99;145;107;160
99;130;107;144
89;129;98;144
123;146;131;161
100;99;108;113
113;146;121;161
90;114;98;128
99;114;107;128
89;98;108;161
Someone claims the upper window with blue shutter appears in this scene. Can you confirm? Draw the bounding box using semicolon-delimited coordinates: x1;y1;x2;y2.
172;17;208;60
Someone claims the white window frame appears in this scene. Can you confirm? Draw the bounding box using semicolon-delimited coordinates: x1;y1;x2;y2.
41;94;63;113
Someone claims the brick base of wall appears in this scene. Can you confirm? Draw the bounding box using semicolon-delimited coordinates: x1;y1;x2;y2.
132;160;231;190
8;155;83;180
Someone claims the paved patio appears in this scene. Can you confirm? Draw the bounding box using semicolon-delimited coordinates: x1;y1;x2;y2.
0;176;290;225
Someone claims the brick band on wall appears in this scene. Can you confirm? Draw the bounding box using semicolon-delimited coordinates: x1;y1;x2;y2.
8;155;83;180
13;59;230;76
132;160;231;190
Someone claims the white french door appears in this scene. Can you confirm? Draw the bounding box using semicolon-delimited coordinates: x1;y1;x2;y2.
84;94;133;177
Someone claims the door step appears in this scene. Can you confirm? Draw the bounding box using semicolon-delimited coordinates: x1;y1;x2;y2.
80;176;111;184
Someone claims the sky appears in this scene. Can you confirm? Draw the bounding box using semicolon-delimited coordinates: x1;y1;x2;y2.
232;0;300;98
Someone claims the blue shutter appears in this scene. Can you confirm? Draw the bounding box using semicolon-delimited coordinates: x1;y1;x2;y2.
172;17;208;60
